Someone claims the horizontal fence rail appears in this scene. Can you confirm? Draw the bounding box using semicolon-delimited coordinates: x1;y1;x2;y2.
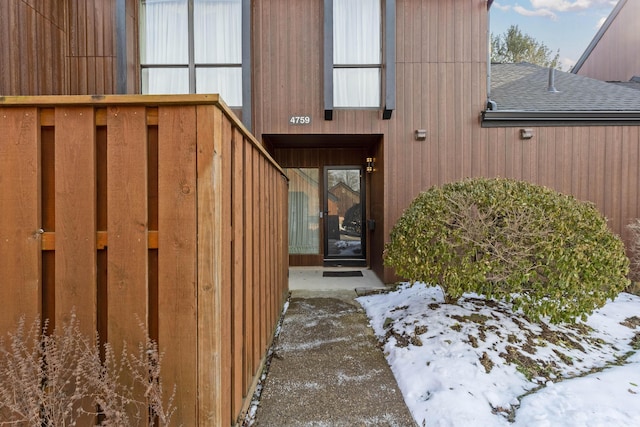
0;95;289;426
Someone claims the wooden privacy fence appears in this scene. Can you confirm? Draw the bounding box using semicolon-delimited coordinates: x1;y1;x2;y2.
0;94;289;426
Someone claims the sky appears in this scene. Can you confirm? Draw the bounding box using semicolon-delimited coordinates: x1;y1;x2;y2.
358;282;640;426
490;0;620;71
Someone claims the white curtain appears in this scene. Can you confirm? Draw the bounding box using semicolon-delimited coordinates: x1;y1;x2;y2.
194;0;242;105
196;68;242;106
140;0;189;94
141;0;189;64
287;169;320;255
194;0;242;63
140;0;243;103
333;0;381;107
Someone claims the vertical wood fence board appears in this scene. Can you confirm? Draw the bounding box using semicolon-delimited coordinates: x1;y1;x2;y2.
0;107;41;332
220;113;233;424
263;157;270;349
259;157;268;353
195;105;224;425
231;128;245;415
54;106;97;334
158;105;199;425
251;146;261;367
106;106;149;345
243;139;255;387
270;168;277;329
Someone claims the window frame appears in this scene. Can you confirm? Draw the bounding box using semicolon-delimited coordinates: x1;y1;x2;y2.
323;0;395;119
139;0;252;128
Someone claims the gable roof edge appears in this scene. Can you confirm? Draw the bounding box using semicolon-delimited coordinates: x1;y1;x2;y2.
572;0;627;74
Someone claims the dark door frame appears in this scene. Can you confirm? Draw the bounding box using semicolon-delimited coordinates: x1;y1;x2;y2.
323;165;366;266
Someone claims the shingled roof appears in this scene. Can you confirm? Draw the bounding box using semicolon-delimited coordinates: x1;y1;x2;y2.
483;62;640;127
490;62;640;111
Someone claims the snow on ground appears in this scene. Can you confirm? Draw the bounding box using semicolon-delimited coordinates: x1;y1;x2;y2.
357;283;640;427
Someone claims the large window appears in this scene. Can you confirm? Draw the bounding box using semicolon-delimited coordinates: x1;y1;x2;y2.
286;168;320;255
333;0;381;108
140;0;242;107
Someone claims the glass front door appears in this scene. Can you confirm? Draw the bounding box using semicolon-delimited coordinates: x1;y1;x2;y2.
324;166;365;263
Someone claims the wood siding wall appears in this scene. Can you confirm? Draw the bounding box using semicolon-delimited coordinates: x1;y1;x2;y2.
3;0;640;283
0;95;289;426
1;0;139;96
575;0;640;82
252;0;640;282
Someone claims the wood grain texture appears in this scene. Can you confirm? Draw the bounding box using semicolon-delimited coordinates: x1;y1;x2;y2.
158;106;198;425
54;107;97;334
195;104;224;425
0;107;41;332
106;105;149;425
231;127;245;417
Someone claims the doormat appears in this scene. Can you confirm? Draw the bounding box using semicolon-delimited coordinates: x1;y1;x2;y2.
323;271;364;278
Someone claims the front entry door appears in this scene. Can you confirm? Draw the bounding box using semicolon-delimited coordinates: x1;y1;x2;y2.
324;166;365;265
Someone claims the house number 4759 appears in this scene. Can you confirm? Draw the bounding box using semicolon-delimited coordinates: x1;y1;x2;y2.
289;115;311;125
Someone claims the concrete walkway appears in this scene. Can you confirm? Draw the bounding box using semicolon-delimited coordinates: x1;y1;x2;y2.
252;268;416;426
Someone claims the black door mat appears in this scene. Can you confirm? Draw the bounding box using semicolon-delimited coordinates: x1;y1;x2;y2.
323;271;364;278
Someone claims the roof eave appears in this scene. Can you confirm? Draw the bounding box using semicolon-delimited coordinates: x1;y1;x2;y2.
481;110;640;127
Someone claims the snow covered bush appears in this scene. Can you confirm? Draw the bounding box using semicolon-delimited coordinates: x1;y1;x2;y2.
384;177;630;323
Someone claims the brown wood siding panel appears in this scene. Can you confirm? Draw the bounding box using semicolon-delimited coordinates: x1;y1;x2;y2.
1;0;67;95
0;107;41;332
158;106;198;424
577;0;640;81
54;107;97;334
66;0;118;94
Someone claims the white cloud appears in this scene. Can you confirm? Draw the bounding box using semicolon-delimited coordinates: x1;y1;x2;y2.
595;15;607;29
559;56;577;71
513;5;557;20
492;2;512;11
530;0;591;12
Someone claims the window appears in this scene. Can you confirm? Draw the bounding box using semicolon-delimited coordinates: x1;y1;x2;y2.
140;0;243;107
333;0;381;108
286;168;320;255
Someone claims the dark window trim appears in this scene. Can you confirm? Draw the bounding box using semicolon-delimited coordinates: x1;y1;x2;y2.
384;0;395;118
324;0;395;120
116;0;127;94
323;0;334;120
242;0;252;130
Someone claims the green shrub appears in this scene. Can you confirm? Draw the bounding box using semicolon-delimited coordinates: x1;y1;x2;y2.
384;177;630;323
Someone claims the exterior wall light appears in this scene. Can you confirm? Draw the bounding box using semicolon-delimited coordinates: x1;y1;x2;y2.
415;129;427;140
366;157;375;173
520;128;534;140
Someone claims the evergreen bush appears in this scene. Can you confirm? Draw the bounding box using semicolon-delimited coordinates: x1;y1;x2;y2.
384;177;630;323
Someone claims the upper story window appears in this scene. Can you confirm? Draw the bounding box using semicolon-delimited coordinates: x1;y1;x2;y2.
333;0;381;108
140;0;242;107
